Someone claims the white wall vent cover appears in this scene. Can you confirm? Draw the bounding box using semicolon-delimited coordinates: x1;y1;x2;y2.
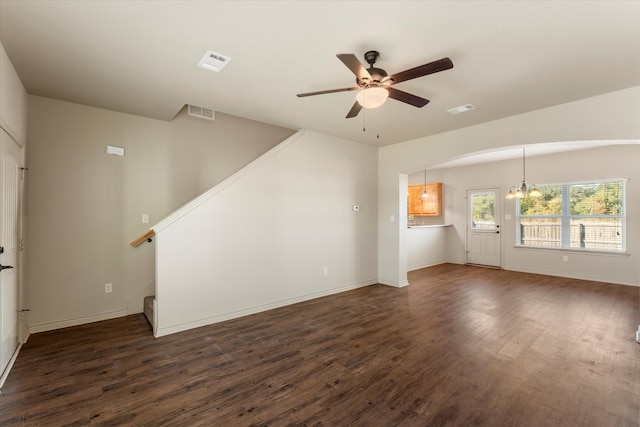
198;51;231;72
106;145;125;156
447;104;477;115
188;105;215;121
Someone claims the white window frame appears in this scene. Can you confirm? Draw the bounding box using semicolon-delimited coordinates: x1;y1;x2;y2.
516;178;626;253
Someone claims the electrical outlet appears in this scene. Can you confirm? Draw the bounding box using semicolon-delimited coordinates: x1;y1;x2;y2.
563;255;569;262
105;283;113;293
323;267;328;276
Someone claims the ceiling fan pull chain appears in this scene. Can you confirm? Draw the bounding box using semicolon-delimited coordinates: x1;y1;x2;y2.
362;107;366;133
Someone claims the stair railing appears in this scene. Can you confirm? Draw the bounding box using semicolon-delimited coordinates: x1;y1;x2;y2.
130;230;155;247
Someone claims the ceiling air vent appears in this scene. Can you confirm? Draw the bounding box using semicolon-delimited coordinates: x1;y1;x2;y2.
197;51;231;72
447;104;477;115
188;105;215;121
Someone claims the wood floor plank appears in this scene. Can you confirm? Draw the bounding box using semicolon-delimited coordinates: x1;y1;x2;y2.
1;264;639;426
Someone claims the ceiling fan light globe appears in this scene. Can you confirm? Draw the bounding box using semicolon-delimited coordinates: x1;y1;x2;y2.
356;87;389;109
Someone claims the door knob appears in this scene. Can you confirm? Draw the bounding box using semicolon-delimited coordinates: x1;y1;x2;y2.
0;265;14;270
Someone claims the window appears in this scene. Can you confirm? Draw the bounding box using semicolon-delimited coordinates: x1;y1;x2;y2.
471;191;497;230
516;179;625;252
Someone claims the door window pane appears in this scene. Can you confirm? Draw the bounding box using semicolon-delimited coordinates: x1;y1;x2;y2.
471;192;496;230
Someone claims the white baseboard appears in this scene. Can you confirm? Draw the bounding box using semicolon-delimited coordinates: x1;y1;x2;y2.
407;260;447;272
29;309;128;334
503;266;639;287
378;277;409;288
155;279;376;338
0;342;23;391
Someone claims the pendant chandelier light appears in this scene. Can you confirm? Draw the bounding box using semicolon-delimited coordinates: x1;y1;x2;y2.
421;169;429;198
506;147;542;199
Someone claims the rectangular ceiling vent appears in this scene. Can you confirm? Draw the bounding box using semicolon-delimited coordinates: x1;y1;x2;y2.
447;104;477;115
198;51;231;73
188;105;215;121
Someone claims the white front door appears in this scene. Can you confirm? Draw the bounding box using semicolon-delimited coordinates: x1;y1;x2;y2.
0;127;22;380
467;188;501;267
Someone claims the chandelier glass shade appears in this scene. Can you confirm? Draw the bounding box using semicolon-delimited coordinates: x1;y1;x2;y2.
506;148;542;199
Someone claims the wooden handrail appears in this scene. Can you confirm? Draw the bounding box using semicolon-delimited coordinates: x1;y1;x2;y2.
130;230;155;247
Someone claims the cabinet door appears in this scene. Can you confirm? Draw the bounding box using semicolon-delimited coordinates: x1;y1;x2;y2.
408;183;442;216
408;185;425;215
422;183;442;216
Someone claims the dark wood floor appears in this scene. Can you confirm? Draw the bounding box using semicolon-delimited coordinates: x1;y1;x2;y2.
1;264;639;426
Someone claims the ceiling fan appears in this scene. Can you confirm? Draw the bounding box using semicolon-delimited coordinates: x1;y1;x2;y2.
297;50;453;118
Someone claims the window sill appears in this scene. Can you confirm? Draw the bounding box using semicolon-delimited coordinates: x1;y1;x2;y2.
513;245;629;258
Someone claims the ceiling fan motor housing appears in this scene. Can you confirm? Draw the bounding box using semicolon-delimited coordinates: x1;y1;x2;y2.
358;67;388;87
358;50;389;87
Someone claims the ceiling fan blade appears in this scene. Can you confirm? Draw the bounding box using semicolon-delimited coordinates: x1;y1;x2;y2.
337;53;372;81
297;86;360;97
387;87;430;108
387;57;453;85
346;101;362;118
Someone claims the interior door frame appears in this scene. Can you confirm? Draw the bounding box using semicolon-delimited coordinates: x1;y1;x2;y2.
0;126;26;388
466;187;502;268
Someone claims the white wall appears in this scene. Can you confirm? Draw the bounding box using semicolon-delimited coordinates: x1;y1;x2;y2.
25;97;295;333
379;87;640;287
408;144;640;286
0;42;27;146
407;226;450;271
153;130;379;337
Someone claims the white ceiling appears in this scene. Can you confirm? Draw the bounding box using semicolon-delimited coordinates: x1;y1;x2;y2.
1;1;639;150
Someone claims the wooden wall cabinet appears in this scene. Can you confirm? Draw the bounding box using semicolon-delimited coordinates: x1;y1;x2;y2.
408;183;442;216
